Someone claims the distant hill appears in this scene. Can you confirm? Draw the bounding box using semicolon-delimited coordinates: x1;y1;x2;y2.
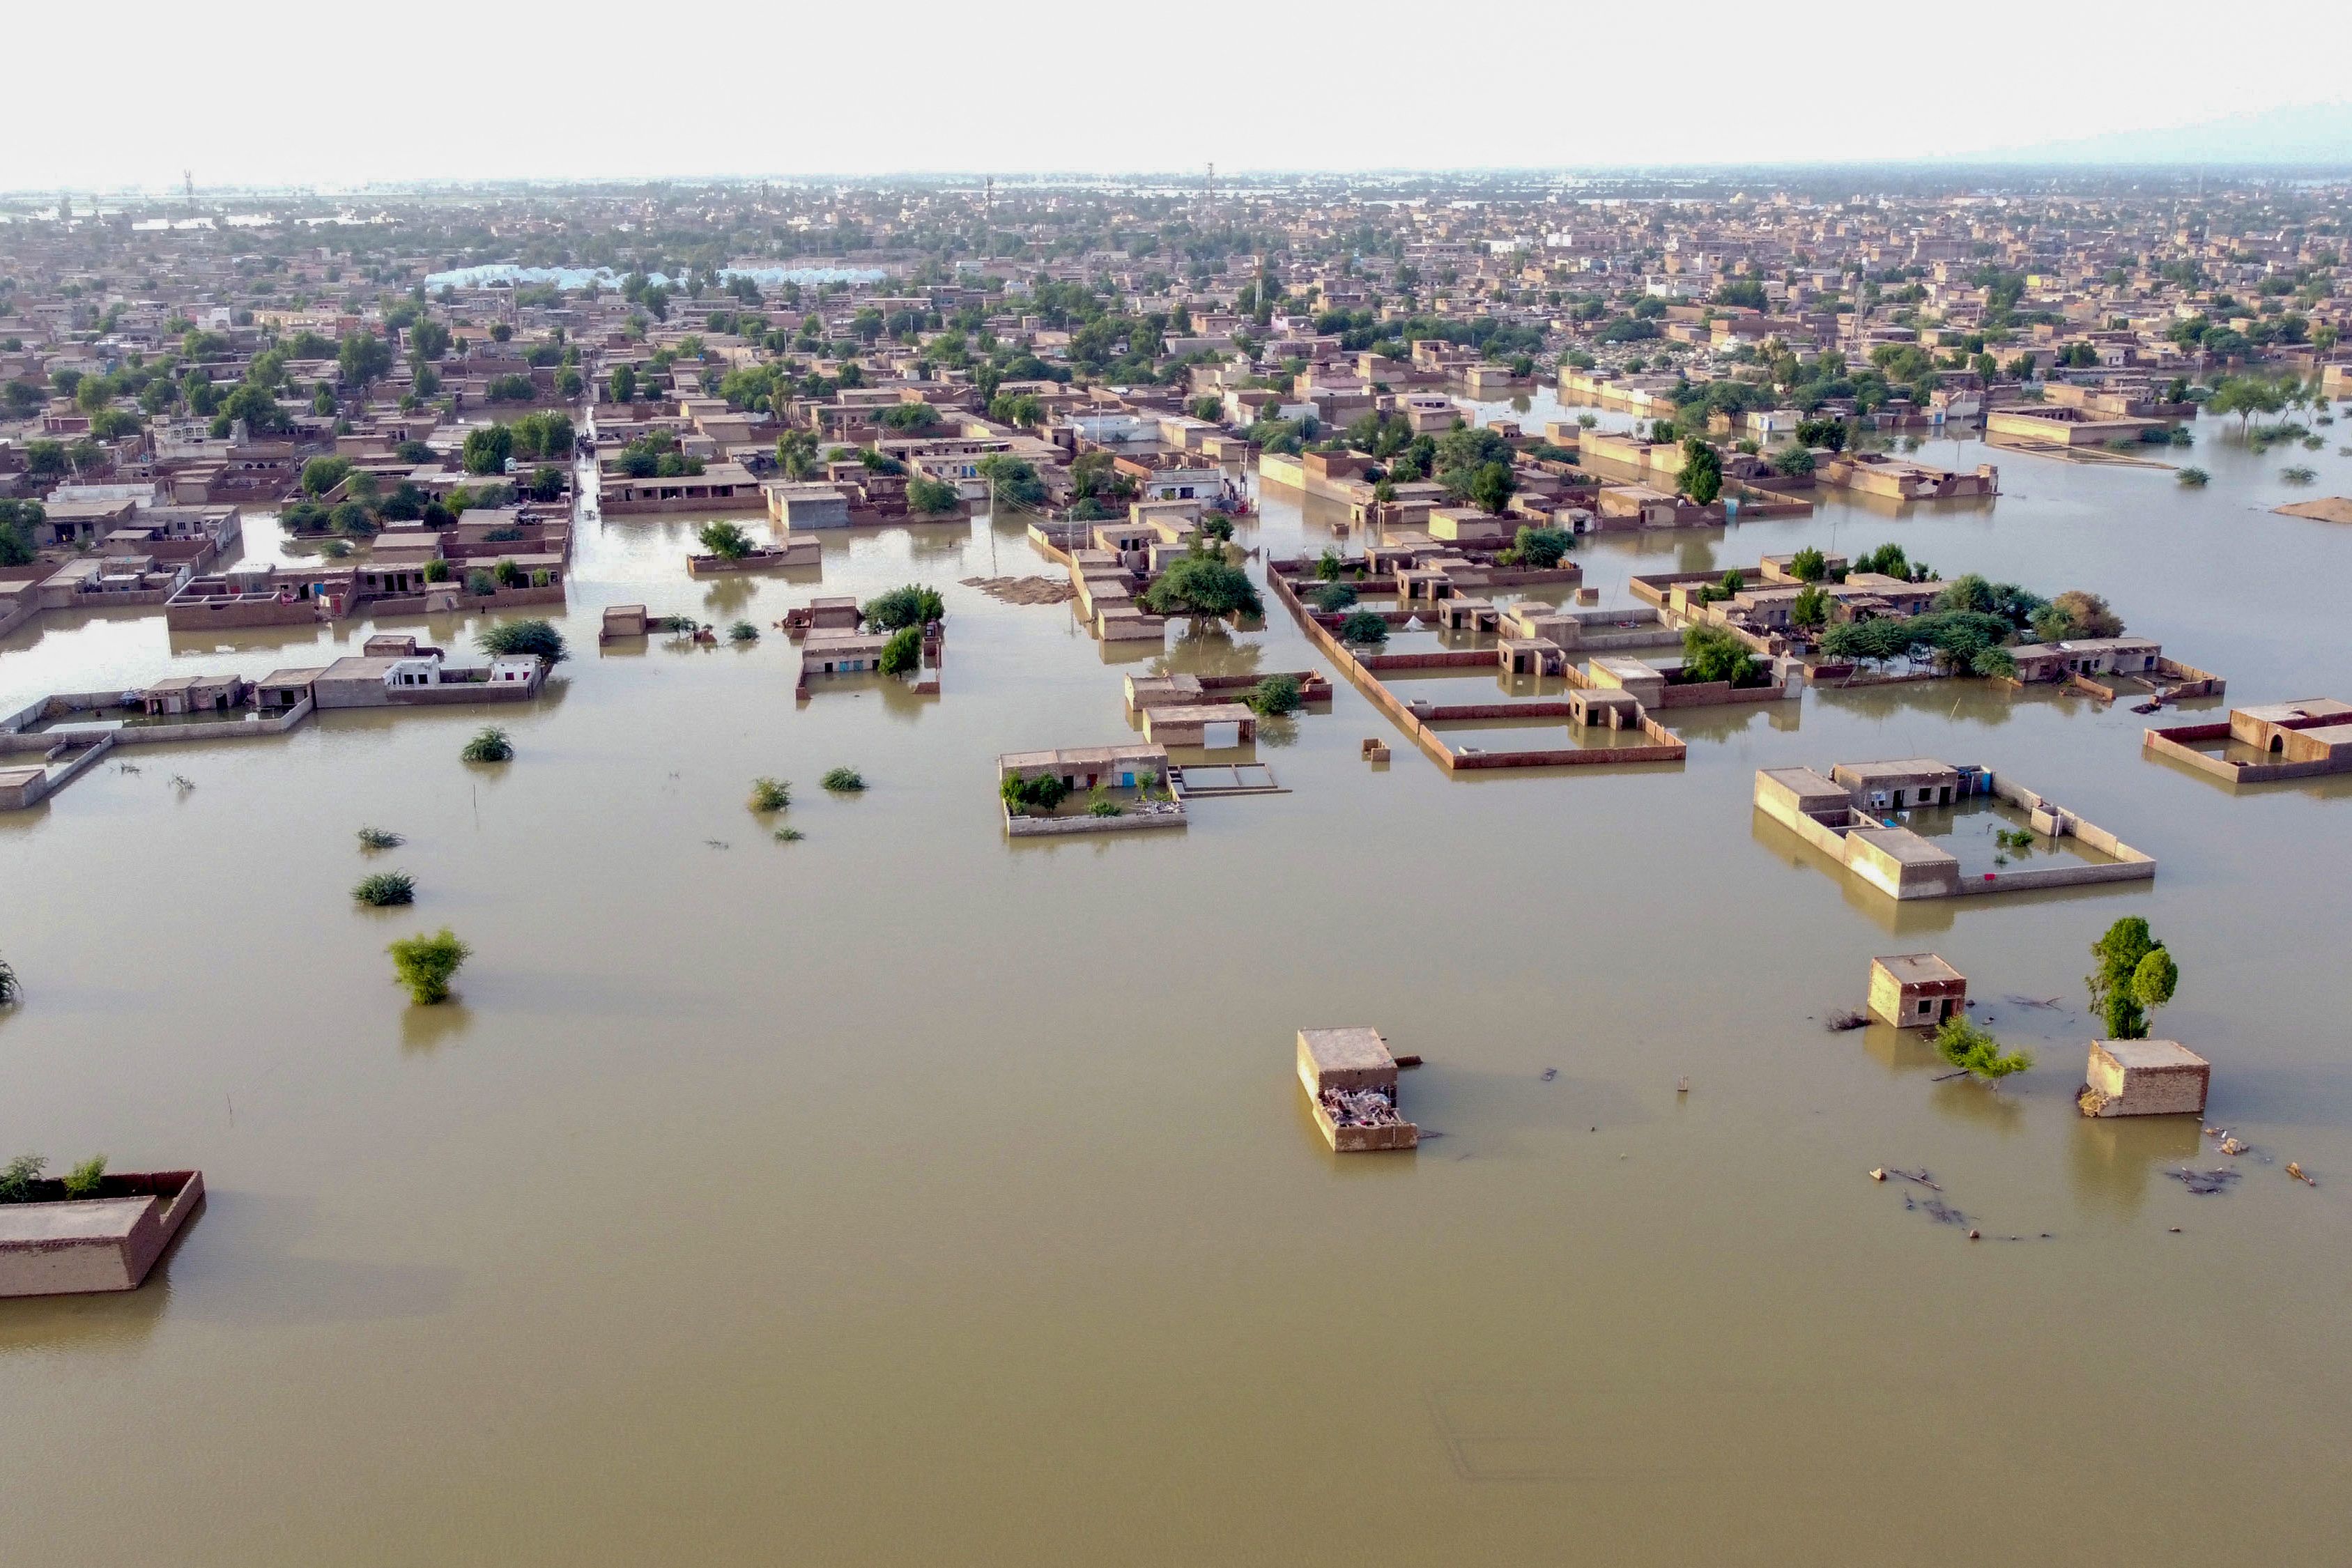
1961;99;2352;167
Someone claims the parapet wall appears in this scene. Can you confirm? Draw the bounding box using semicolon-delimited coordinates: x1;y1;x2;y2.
1271;568;1684;772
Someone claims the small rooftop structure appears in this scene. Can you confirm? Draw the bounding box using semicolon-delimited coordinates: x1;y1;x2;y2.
1296;1028;1419;1153
2079;1040;2209;1119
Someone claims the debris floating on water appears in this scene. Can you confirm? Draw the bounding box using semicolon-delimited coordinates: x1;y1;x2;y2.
1825;1009;1868;1032
1539;1067;1557;1082
2287;1162;2316;1187
2168;1166;2241;1196
959;575;1076;606
1676;1076;1690;1095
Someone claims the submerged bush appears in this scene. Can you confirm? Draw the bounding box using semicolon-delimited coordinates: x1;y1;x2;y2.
2175;467;2210;487
1932;1016;2033;1086
0;953;17;1006
461;727;514;763
1338;610;1390;645
1243;674;1302;716
772;826;805;843
388;928;470;1005
728;620;759;643
356;827;406;850
353;871;416;907
821;767;866;792
1312;581;1358;613
748;776;792;813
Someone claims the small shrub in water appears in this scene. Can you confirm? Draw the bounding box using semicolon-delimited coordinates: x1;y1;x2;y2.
2175;467;2209;487
388;928;470;1005
773;826;805;843
0;954;17;1006
353;871;416;907
62;1155;107;1199
748;776;792;813
461;727;514;763
356;827;406;851
1933;1016;2033;1086
728;620;759;643
821;767;866;792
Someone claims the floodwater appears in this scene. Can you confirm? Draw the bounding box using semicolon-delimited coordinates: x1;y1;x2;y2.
5;403;2352;1565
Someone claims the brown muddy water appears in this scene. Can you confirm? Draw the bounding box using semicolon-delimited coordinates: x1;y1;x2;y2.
4;406;2352;1565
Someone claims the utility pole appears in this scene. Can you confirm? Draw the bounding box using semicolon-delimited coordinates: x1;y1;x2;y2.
184;170;194;214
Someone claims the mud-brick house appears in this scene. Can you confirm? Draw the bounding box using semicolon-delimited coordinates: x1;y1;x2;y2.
137;673;247;715
1868;954;1968;1028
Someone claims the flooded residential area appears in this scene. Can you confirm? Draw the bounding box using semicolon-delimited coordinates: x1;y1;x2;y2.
6;138;2352;1565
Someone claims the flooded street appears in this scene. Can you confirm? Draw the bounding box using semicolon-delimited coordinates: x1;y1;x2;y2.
5;407;2352;1565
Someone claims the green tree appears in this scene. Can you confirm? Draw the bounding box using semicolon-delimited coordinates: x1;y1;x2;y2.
1466;460;1517;515
608;363;638;403
1500;525;1571;568
477;618;567;663
862;584;946;631
1142;555;1261;618
878;625;923;675
0;500;42;567
461;424;514;476
1791;584;1830;629
906;476;960;514
976;454;1048;509
1677;437;1723;505
698;521;755;560
1680;624;1760;686
1337;609;1389;644
407;319;451;362
301;455;353;497
339;330;394;388
217;381;290;434
2086;918;2177;1040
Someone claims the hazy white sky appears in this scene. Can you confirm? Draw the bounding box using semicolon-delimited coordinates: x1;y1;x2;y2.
8;1;2350;192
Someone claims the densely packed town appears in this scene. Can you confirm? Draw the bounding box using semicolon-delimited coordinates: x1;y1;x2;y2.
3;174;2346;583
